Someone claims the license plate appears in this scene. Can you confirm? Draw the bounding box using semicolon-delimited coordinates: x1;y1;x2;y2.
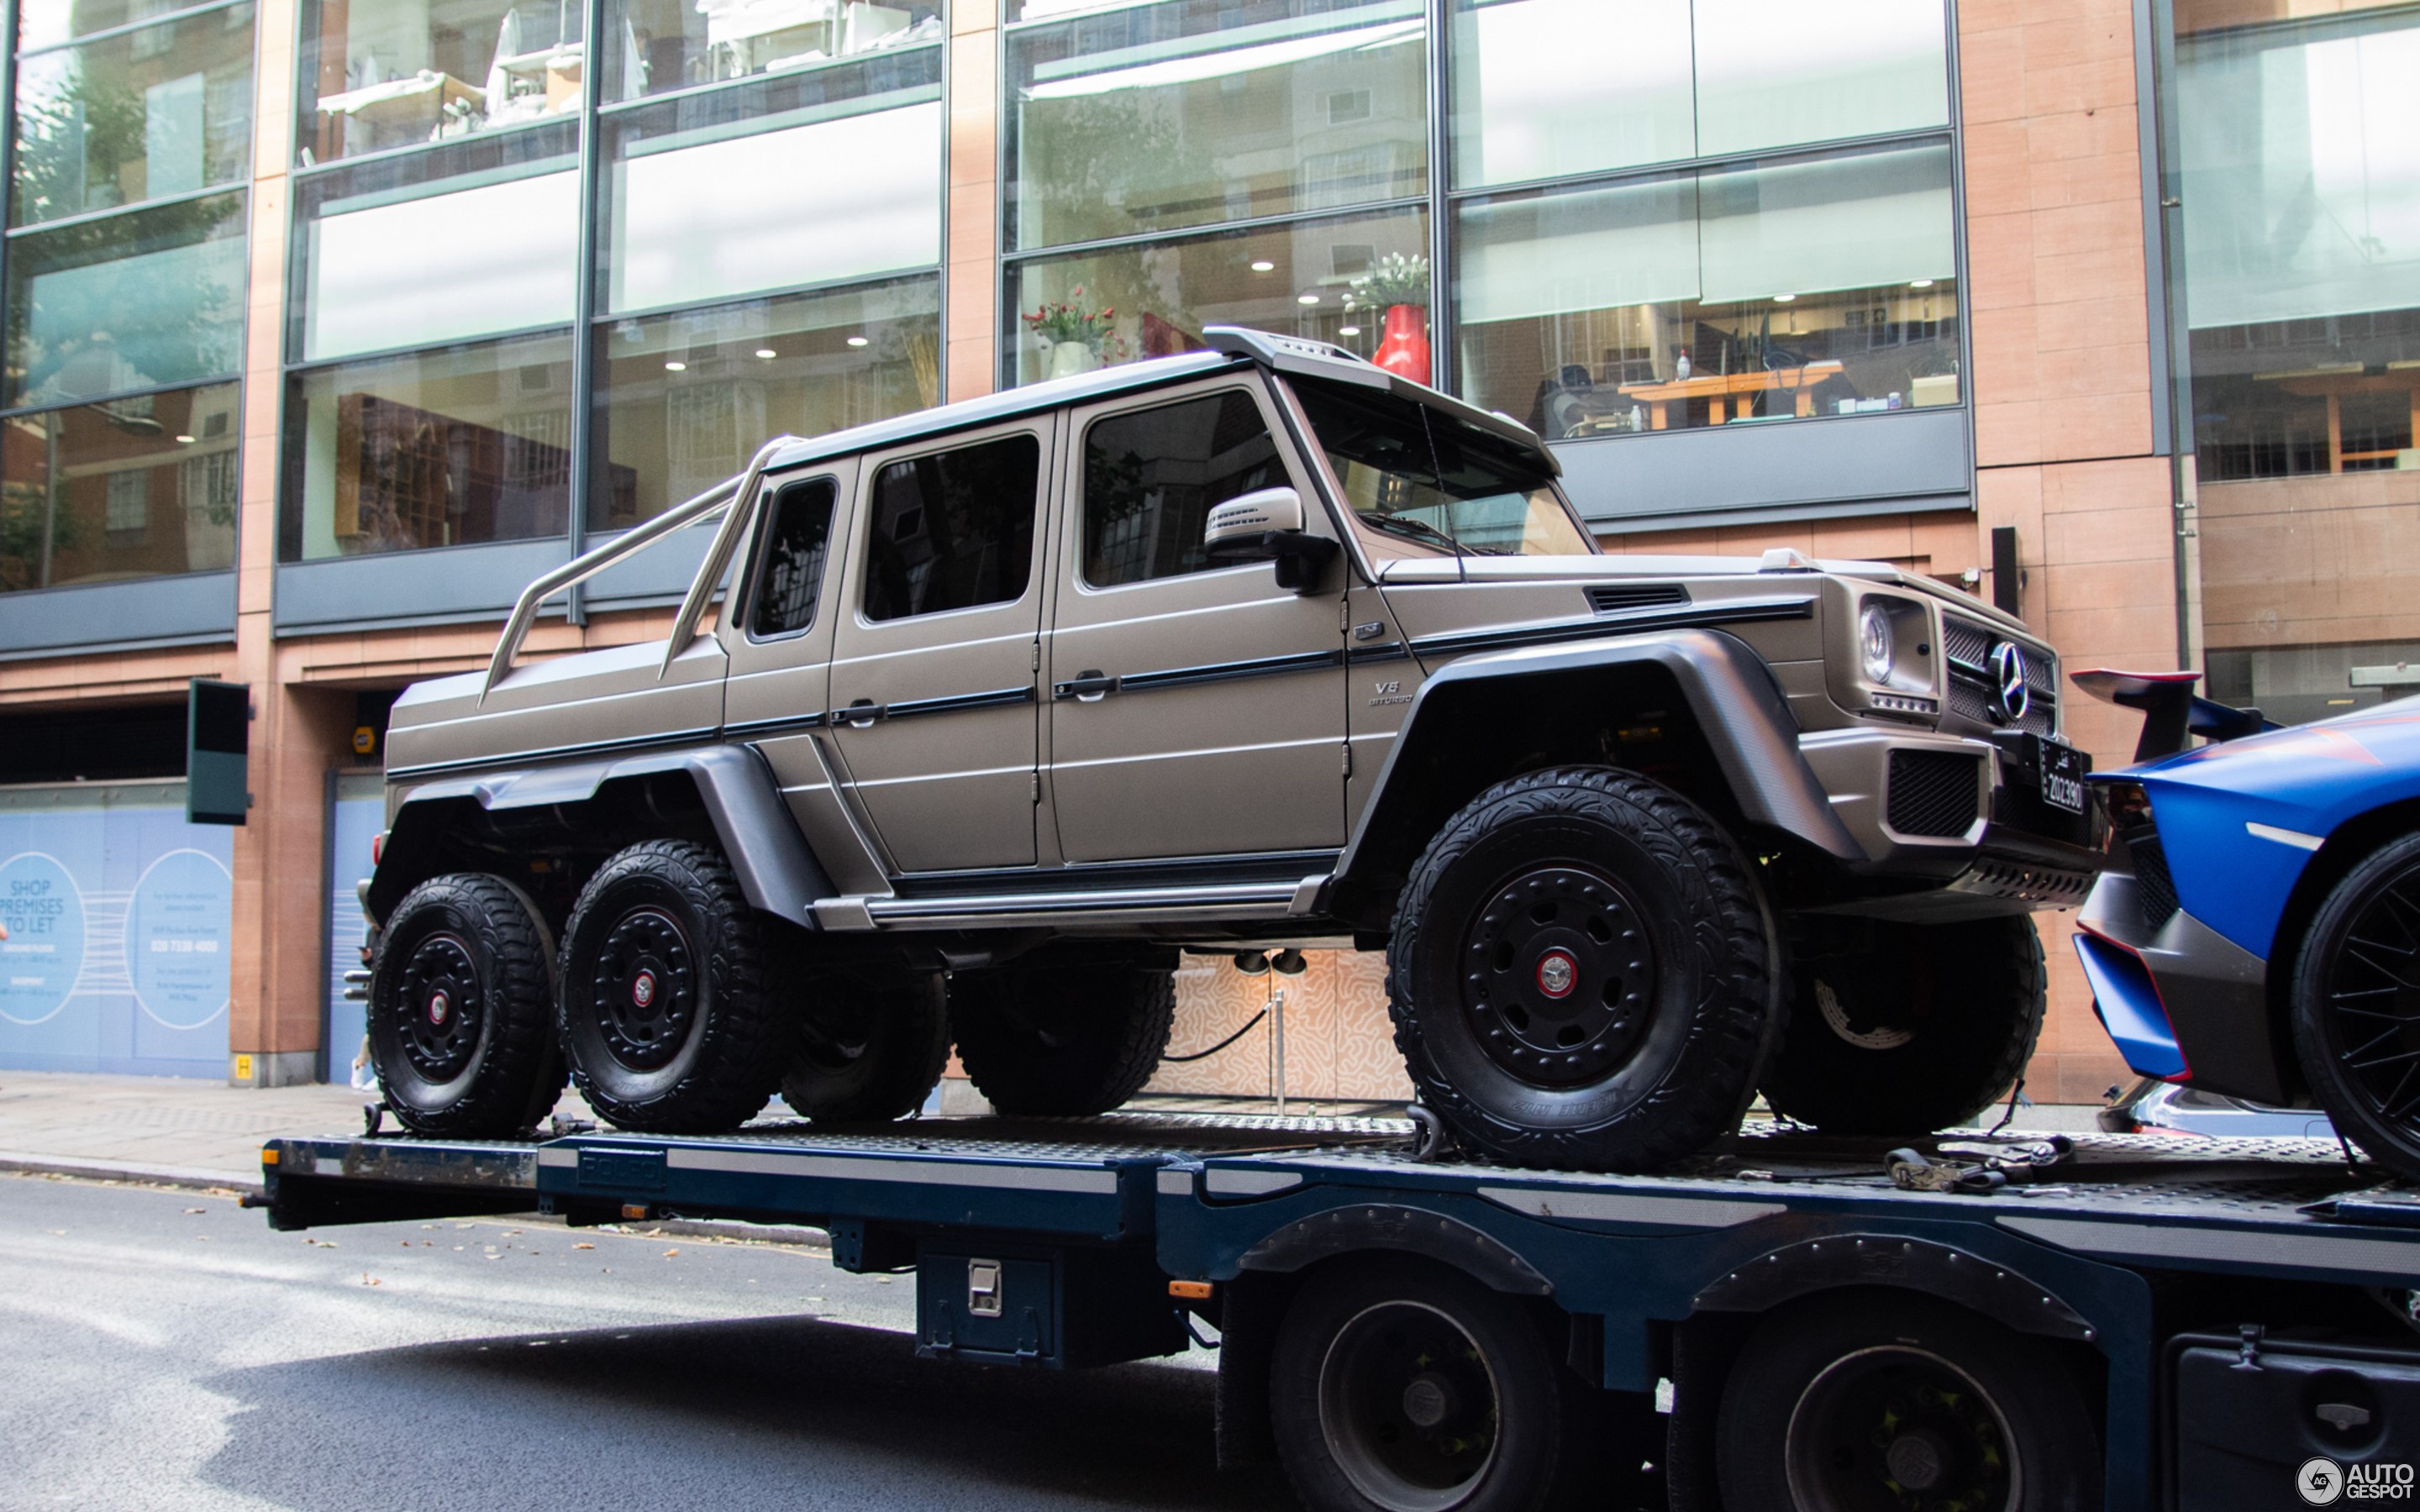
2031;736;2086;814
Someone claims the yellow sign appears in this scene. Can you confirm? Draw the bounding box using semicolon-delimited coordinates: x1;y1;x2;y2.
353;726;376;757
234;1053;253;1082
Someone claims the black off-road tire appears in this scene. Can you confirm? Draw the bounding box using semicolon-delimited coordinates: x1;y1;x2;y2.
557;839;790;1133
368;873;565;1137
1386;766;1781;1172
781;973;951;1123
1270;1257;1602;1512
1761;916;2045;1135
1716;1289;2101;1511
949;964;1174;1116
2291;833;2420;1181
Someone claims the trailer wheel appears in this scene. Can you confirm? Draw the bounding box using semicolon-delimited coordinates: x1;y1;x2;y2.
780;973;950;1123
1760;917;2045;1135
2291;832;2420;1183
1387;766;1781;1172
1271;1257;1591;1512
557;839;788;1133
949;964;1173;1116
1716;1290;2100;1512
368;873;564;1137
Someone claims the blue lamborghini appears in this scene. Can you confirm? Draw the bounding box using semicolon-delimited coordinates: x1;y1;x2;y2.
2074;671;2420;1179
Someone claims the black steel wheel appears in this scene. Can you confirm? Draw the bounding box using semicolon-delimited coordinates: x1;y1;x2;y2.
1387;766;1781;1171
1716;1290;2099;1512
1761;917;2047;1135
367;873;563;1137
1270;1258;1599;1512
781;973;951;1123
558;839;790;1133
2292;833;2420;1180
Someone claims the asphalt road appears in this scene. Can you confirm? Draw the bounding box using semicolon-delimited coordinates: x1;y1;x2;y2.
0;1172;1290;1511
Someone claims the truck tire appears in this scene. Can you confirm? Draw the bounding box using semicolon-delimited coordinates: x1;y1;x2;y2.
2290;832;2420;1182
1715;1289;2100;1511
368;873;565;1137
781;973;950;1124
1270;1256;1597;1512
949;964;1173;1116
1761;916;2044;1135
1387;766;1781;1171
556;839;789;1133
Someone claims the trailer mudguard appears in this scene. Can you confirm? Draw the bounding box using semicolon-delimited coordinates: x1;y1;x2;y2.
1234;1202;1554;1297
1336;627;1865;895
370;743;832;925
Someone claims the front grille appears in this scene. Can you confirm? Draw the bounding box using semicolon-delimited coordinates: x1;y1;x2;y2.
1887;749;1984;837
1941;613;2059;738
2128;827;2180;933
1587;582;1690;615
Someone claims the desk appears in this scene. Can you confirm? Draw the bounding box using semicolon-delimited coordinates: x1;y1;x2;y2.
1616;361;1844;429
2271;365;2420;472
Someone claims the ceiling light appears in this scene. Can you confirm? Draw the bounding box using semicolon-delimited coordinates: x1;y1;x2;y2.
1297;293;1320;306
845;336;869;348
664;360;687;371
1909;279;1935;289
755;348;777;360
1772;293;1796;303
1249;260;1275;272
174;433;196;444
1338;325;1360;337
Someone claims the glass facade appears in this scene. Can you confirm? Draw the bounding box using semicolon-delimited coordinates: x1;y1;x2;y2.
278;0;946;561
1001;0;1962;449
2;0;255;596
2170;0;2420;726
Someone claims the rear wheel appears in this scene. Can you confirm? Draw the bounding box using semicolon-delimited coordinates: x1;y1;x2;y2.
780;973;950;1123
557;839;789;1133
368;873;564;1137
948;963;1173;1116
2292;833;2420;1180
1715;1290;2100;1512
1761;917;2046;1135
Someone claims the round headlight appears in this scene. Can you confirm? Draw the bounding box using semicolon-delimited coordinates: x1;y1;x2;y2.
1860;603;1896;683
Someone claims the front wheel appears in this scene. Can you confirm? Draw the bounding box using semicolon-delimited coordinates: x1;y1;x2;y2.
2292;833;2420;1180
1760;916;2046;1135
1386;767;1781;1171
1715;1290;2102;1511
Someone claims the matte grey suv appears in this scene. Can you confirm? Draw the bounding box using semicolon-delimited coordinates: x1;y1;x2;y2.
359;328;2100;1170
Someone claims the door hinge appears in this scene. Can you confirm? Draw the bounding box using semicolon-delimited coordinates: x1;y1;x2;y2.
1030;771;1041;803
1031;642;1041;672
1341;743;1353;778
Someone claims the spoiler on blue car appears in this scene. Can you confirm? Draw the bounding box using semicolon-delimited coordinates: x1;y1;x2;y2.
2070;668;2280;762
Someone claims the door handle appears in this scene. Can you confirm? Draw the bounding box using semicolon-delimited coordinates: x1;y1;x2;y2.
1052;671;1118;703
843;698;886;728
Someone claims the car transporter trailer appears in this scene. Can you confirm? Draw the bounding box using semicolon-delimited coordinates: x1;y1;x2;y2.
253;1107;2420;1510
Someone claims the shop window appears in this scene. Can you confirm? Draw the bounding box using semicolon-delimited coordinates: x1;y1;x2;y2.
862;433;1041;621
592;276;939;531
4;192;247;408
1007;0;1428;253
747;476;838;638
298;0;588;165
1007;206;1428;386
601;0;941;102
278;332;599;561
1081;389;1283;588
0;381;241;592
10;2;256;225
1452;143;1959;438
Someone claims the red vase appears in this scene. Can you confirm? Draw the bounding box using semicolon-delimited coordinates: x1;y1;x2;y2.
1373;303;1430;381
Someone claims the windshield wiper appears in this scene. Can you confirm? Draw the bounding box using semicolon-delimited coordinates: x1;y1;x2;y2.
1358;512;1500;555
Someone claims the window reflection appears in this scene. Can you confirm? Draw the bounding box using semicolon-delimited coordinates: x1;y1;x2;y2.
6;192;247;408
602;0;941;102
0;383;240;593
301;0;588;163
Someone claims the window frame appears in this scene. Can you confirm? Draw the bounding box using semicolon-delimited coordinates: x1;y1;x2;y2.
1072;376;1299;595
739;470;845;644
850;421;1053;628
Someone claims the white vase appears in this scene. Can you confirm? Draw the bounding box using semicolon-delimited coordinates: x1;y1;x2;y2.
1048;340;1100;379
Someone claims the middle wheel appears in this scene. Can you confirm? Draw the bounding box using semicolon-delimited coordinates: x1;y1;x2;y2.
556;838;791;1133
948;963;1175;1116
781;972;951;1124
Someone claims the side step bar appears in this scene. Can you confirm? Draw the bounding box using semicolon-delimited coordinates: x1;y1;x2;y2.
814;876;1329;932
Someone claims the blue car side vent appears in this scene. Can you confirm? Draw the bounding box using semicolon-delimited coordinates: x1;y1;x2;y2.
2073;930;2191;1082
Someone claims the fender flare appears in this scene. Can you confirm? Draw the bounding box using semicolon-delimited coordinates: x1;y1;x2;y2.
1233;1202;1555;1297
1335;627;1865;887
370;743;831;926
1691;1232;2095;1341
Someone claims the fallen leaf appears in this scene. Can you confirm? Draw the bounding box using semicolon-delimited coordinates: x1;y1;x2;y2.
183;1207;206;1215
573;1242;595;1251
662;1248;681;1258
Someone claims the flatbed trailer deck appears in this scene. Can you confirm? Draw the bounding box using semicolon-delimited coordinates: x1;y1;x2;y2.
257;1112;2420;1511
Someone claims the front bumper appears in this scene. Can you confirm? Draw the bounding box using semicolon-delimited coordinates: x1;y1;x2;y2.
1797;727;2103;915
2073;859;2290;1105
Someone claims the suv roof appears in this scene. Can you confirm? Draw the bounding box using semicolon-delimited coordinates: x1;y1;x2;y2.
761;327;1559;477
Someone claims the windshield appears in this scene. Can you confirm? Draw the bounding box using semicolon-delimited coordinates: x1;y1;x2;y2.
1287;376;1592;557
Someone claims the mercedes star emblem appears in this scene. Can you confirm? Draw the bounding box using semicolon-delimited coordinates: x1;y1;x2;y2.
1989;642;2031;724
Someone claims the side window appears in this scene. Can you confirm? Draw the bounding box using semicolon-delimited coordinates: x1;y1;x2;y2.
748;477;838;639
864;433;1041;622
1083;391;1285;588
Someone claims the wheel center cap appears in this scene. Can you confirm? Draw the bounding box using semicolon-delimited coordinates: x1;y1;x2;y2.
1402;1373;1452;1430
1535;949;1577;1000
632;971;657;1010
426;990;450;1026
1884;1430;1949;1493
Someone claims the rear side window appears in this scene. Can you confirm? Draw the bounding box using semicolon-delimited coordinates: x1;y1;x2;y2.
864;434;1041;622
1083;390;1285;588
748;477;838;638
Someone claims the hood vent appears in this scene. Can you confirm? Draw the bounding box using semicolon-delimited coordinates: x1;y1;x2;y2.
1587;583;1691;616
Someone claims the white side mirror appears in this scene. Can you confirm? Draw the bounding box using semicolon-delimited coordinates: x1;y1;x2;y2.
1202;486;1305;559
